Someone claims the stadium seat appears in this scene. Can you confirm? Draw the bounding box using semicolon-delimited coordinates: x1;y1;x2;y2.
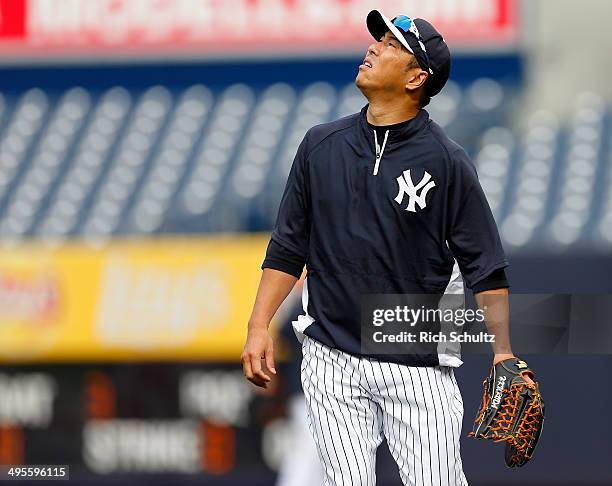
0;82;608;251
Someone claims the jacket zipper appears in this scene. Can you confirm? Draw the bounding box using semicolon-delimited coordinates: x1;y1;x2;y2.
373;129;389;176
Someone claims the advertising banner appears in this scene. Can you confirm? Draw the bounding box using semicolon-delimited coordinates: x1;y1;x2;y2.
0;236;268;362
0;0;520;61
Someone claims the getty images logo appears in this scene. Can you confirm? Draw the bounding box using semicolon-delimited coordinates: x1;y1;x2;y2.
394;169;436;212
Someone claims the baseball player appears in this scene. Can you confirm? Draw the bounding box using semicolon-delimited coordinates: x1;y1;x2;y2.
242;10;528;485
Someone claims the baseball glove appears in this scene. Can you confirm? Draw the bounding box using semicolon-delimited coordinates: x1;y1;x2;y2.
468;357;545;467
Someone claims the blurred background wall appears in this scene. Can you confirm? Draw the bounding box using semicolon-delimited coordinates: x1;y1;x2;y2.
523;0;612;117
0;0;610;484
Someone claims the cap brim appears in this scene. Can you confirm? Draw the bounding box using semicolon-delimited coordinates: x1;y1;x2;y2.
366;10;414;55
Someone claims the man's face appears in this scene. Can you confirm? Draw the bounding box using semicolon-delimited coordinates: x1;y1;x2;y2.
355;31;420;96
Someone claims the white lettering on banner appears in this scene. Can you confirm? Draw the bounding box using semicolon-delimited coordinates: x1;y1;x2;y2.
179;371;253;427
82;420;200;473
304;0;342;30
390;0;496;23
24;0;515;46
252;0;286;36
464;0;495;23
29;0;77;36
29;0;190;40
94;257;229;348
0;373;57;427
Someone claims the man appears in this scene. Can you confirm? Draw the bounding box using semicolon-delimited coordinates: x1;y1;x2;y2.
242;10;525;485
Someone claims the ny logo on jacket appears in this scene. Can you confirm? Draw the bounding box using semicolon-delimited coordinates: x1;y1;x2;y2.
395;169;436;212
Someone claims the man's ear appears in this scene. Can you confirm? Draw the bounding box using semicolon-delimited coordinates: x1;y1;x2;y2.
405;69;429;92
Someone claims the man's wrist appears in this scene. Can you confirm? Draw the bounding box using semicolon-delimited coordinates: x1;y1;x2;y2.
248;320;270;332
493;352;515;365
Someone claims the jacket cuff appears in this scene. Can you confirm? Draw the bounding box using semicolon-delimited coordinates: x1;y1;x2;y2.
261;239;305;278
472;268;509;293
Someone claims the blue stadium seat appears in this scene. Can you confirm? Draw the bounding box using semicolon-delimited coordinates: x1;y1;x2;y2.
0;82;609;252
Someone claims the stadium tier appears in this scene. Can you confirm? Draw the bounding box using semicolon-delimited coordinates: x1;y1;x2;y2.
0;81;609;251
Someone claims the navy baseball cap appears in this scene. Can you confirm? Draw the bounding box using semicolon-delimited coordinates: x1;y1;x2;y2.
366;10;451;97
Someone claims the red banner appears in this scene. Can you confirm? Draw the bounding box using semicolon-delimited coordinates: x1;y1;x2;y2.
0;0;519;61
0;0;26;38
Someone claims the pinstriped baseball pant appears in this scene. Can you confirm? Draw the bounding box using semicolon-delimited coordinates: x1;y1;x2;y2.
301;336;468;486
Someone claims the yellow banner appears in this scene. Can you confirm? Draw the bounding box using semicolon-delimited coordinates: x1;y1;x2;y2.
0;235;269;362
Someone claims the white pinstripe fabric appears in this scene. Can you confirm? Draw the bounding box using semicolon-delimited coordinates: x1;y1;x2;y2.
301;336;468;486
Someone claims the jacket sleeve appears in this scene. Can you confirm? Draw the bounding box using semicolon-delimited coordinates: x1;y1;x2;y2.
471;268;509;293
261;238;305;278
447;148;508;289
263;132;311;271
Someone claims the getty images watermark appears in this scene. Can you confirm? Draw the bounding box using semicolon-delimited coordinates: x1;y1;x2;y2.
371;304;493;343
360;294;496;356
361;293;612;356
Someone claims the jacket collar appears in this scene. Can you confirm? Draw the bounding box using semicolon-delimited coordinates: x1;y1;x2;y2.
358;104;430;143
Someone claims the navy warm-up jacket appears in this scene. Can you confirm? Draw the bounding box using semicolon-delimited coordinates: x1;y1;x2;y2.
263;105;508;366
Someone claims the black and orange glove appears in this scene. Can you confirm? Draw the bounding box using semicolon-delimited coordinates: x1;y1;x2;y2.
468;357;545;467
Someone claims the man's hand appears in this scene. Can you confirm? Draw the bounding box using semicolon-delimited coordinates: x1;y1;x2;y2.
241;327;276;388
493;353;535;385
241;268;298;387
475;290;534;385
469;356;545;467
